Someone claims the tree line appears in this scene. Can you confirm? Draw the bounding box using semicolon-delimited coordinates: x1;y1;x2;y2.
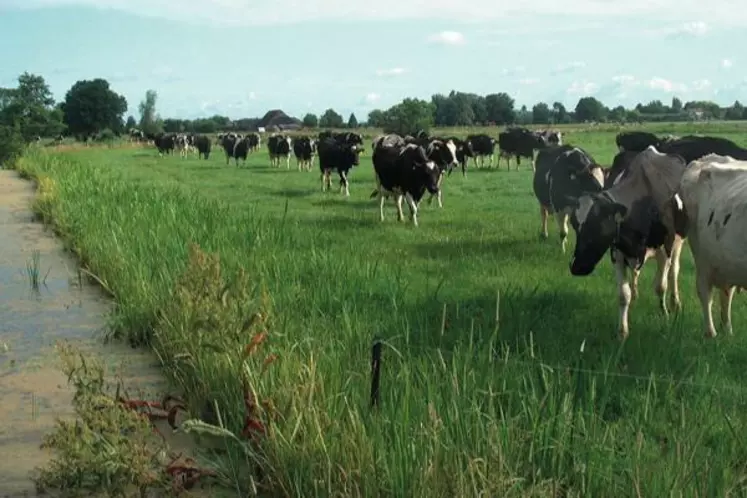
2;71;747;164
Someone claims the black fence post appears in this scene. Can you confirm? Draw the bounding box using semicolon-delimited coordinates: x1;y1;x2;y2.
370;340;382;409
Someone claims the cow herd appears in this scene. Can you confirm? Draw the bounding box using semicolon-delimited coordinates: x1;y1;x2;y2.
133;125;747;341
533;130;747;340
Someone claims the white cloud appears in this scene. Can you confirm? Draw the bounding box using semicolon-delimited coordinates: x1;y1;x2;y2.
551;61;585;74
375;67;407;77
427;31;465;45
519;78;539;85
722;59;733;68
566;80;599;96
646;77;687;92
364;92;380;104
248;91;256;99
691;79;712;91
2;1;745;26
501;66;525;76
646;21;709;38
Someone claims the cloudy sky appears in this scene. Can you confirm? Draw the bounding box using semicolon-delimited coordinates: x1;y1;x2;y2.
0;0;743;120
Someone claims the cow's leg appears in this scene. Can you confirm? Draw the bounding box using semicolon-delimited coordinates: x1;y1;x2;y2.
540;205;549;239
461;160;467;177
668;235;684;311
340;171;350;197
286;154;291;169
379;193;386;222
696;268;717;338
614;254;632;339
320;172;326;192
653;247;673;316
516;155;521;171
395;194;405;221
719;286;736;335
554;211;569;253
404;193;419;226
489;153;494;168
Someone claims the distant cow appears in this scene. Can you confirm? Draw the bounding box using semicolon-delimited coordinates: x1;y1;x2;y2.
317;138;360;196
175;134;191;158
443;136;475;177
659;135;747;163
293;136;316;171
194;135;211;160
533;145;605;252
155;133;176;156
676;154;747;338
221;134;239;165
569;146;687;339
246;132;261;152
267;135;292;168
370;143;442;226
615;131;661;153
465;134;496;168
233;136;253;166
498;127;546;170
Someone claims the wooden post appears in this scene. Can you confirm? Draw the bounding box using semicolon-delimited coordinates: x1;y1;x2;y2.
370;340;382;409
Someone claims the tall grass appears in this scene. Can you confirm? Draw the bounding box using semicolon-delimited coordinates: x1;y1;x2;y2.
14;124;747;496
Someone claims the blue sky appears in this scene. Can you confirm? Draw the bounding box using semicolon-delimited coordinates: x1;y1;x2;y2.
0;1;743;120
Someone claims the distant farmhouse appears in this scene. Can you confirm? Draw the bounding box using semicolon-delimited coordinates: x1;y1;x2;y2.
256;109;302;132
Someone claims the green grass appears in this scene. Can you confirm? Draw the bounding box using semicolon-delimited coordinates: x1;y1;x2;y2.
16;122;747;496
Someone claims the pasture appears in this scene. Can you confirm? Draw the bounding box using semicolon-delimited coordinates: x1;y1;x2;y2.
15;122;747;496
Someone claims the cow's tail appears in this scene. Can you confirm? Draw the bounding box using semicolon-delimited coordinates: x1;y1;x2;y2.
369;189;380;199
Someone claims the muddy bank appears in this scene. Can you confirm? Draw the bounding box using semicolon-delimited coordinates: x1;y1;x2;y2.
0;170;172;496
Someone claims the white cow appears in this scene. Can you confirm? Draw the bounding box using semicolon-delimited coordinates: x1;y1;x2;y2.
677;154;747;338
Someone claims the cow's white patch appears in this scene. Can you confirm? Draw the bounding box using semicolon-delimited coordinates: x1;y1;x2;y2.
612;170;626;185
591;166;604;188
673;193;683;211
446;140;458;165
425;161;436;170
544;170;551;183
556;132;563;146
646;145;664;155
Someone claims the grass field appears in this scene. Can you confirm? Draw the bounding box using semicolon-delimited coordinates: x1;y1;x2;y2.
15;122;747;496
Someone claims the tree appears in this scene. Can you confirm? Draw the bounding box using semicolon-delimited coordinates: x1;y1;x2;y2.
319;108;344;128
552;102;569;124
380;98;435;136
367;109;386;128
725;101;745;120
302;113;318;128
608;105;627;122
138;89;162;135
484;93;515;125
0;72;63;142
671;96;683;113
125;115;137;129
347;112;358;128
62;79;127;139
574;96;607;122
532;102;551;124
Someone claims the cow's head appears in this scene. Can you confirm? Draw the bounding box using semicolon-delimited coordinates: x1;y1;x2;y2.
569;193;626;276
343;144;360;166
426;139;458;172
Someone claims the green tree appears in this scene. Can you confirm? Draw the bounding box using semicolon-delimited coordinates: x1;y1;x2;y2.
671;96;683;113
367;109;386;128
381;98;434;136
552;101;569;123
574;96;607;122
608;105;627;122
532;102;551;124
484;93;515;125
138;89;162;135
347;112;358;128
0;73;63;141
125;115;137;129
724;101;744;120
319;108;344;128
62;79;128;139
302;113;318;128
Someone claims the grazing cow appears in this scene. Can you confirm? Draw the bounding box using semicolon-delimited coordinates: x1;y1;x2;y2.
155;133;176;156
615;131;661;153
533;145;605;252
658;135;747;163
293;136;316;171
676;154;747;338
175;134;191;158
317;138;360;196
194;135;211;160
445;136;475;176
370;143;442;226
233;136;253;166
465;134;497;168
221;134;239;165
568;146;687;339
268;134;292;168
498;127;546;170
246;132;261;152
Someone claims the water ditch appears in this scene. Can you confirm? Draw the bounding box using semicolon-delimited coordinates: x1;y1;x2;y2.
0;169;199;496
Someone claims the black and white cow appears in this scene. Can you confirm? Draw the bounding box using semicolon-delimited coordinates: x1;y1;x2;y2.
233;136;253;166
533;145;605;252
445;136;475;176
221;133;239;165
175;134;191;158
370;143;442;226
246;132;261;152
293;136;316;171
568;146;687;339
537;129;563;146
317;138;360;196
465;134;496;168
372;134;406;151
155;133;176;156
498;127;546;170
267;134;292;168
658;135;747;163
194;135;211;160
615;131;661;153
